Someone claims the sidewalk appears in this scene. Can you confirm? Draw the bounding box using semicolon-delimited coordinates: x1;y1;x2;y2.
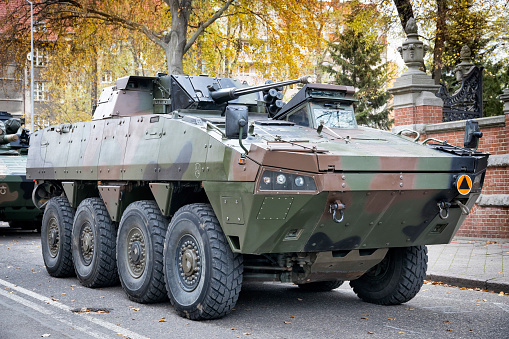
426;237;509;293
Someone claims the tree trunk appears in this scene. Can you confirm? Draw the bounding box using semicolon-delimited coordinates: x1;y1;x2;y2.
393;0;414;30
432;0;447;85
165;0;191;75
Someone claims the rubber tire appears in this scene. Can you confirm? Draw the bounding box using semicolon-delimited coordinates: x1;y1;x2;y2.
72;198;119;288
350;246;428;305
41;197;75;277
117;200;167;303
164;203;243;320
298;280;344;292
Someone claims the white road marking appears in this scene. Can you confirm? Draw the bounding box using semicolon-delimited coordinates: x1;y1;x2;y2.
494;303;509;313
421;306;472;314
0;278;147;339
0;288;52;315
384;325;422;334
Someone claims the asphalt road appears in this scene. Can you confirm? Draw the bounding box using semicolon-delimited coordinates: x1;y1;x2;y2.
1;226;508;339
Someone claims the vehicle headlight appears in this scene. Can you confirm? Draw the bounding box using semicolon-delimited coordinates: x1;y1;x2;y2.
259;170;316;191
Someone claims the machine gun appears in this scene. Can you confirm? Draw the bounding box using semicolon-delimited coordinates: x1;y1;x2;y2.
207;75;313;104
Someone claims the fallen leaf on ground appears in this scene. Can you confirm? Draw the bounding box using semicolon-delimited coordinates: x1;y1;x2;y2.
158;319;166;322
361;317;369;320
290;316;295;318
499;291;504;296
388;318;395;321
446;329;452;332
284;321;291;324
41;334;51;338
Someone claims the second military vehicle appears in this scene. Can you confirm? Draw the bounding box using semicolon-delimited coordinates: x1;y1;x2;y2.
0;112;41;230
27;74;488;320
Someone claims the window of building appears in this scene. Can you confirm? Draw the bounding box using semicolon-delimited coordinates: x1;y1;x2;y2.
34;49;48;67
102;71;113;84
34;82;47;101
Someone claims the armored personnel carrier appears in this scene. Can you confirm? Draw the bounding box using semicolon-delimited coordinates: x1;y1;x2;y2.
27;74;488;320
0;112;41;230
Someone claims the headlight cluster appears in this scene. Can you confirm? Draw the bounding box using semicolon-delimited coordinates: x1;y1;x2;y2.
259;170;316;191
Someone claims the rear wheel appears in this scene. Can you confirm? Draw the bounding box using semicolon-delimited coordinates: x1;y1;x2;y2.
298;280;343;292
72;198;119;288
164;203;243;320
41;197;74;277
117;200;167;303
350;246;427;305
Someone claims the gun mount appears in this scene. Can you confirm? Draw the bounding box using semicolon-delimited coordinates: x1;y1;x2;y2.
208;75;313;104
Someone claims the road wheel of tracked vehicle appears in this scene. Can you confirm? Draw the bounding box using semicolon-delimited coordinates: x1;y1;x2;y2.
350;246;427;305
117;200;167;303
297;280;344;292
41;197;75;277
164;203;243;320
72;198;119;288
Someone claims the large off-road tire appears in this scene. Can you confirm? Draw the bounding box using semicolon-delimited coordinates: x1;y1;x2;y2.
298;280;344;292
350;246;427;305
163;203;243;320
72;198;119;288
117;200;167;303
41;197;75;277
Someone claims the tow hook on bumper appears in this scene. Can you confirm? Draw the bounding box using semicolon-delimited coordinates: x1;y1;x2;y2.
329;201;346;223
438;200;470;219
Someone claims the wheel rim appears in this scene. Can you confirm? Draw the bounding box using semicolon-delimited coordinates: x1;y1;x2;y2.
176;234;202;292
127;227;146;278
366;252;391;279
47;217;59;258
79;222;94;266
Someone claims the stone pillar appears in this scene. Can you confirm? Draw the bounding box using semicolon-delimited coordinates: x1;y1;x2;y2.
502;88;509;136
389;18;443;130
454;45;475;82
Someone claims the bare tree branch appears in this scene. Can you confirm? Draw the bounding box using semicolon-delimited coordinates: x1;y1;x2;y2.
184;0;234;53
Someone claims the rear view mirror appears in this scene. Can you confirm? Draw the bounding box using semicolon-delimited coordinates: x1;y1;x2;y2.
464;120;482;149
225;105;248;140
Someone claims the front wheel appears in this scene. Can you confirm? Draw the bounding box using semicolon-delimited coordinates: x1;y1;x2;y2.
164;203;243;320
350;246;427;305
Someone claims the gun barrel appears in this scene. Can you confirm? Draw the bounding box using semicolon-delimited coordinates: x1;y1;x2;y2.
210;75;314;104
0;134;18;144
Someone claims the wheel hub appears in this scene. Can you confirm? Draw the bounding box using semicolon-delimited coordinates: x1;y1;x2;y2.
130;241;142;264
127;228;146;278
177;236;201;291
80;224;94;265
47;217;59;258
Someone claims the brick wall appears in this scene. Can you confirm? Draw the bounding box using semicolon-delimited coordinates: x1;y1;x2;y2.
394;106;442;126
394;107;509;239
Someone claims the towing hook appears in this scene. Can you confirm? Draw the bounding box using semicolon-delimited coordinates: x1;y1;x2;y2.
438;201;452;219
329;201;346;223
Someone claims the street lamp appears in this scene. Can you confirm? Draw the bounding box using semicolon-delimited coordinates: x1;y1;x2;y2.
26;0;34;133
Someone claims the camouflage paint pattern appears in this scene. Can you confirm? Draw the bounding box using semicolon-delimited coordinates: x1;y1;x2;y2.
0;146;41;224
27;111;486;254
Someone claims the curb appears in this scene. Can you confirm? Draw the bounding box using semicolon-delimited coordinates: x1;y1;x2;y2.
426;273;509;293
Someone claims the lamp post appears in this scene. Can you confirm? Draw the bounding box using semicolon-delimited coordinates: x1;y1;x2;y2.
26;0;34;132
